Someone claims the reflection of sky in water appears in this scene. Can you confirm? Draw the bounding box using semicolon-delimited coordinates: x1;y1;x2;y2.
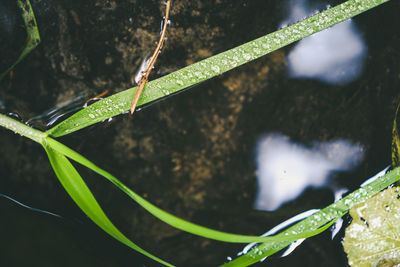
282;0;367;84
254;134;364;211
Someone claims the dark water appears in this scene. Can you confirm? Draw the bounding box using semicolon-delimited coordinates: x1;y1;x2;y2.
0;0;399;266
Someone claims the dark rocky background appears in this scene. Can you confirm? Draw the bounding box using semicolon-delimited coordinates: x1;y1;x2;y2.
0;0;399;266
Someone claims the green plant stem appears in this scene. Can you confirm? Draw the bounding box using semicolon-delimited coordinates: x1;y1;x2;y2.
0;113;45;143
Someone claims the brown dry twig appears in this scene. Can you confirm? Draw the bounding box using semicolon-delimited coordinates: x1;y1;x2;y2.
85;90;110;105
130;0;171;115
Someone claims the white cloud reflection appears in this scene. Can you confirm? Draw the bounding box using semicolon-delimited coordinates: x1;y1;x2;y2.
282;0;367;84
254;134;364;211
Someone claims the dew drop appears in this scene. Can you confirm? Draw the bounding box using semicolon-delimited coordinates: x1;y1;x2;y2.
344;199;352;206
253;48;262;55
211;65;220;73
243;54;251;60
262;43;270;49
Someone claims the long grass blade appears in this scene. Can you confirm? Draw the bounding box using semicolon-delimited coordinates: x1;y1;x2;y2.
0;114;342;257
46;0;390;138
1;95;399;266
44;145;173;267
45;136;346;243
222;167;400;266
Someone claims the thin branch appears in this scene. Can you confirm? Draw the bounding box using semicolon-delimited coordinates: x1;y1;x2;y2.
130;0;171;115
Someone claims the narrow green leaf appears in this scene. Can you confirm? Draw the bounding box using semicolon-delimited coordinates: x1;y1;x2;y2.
0;114;347;262
44;146;173;267
46;0;391;138
45;136;342;244
0;0;41;80
1;100;399;266
223;168;400;267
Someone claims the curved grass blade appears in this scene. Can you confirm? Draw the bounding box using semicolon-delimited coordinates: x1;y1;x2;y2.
1;96;400;266
0;114;325;244
0;0;41;80
44;146;173;267
45;136;344;244
46;0;391;138
222;167;400;266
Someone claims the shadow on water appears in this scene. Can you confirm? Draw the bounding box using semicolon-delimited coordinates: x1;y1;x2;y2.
0;0;399;266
